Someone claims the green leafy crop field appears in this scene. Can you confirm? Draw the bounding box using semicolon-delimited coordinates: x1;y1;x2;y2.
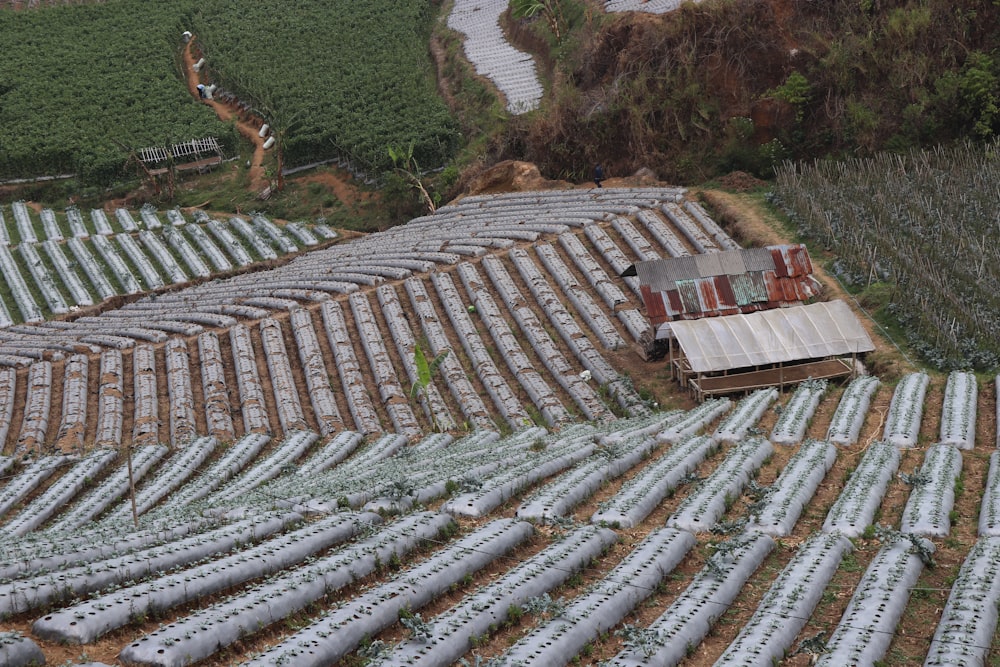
192;0;459;175
0;0;456;185
0;1;234;184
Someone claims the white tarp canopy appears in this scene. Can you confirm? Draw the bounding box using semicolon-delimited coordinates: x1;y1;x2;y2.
670;299;875;373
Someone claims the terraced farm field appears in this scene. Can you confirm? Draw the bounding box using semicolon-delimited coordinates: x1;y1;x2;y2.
0;188;995;667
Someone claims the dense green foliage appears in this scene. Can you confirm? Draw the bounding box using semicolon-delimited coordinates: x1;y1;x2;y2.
496;0;1000;183
0;1;235;184
192;0;458;175
0;0;456;185
771;140;1000;371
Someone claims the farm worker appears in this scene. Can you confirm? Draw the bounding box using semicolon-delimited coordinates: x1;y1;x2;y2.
196;84;207;99
594;164;604;188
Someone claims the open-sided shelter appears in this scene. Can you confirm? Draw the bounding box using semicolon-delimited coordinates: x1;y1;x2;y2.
667;299;875;400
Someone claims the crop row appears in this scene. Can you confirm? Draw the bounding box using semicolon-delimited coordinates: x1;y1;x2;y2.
0;211;313;324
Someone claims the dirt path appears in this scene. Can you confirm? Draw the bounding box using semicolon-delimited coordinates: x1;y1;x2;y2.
182;38;269;193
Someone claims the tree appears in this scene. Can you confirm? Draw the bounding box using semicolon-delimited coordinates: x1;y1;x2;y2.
388;142;437;213
511;0;565;43
410;343;449;431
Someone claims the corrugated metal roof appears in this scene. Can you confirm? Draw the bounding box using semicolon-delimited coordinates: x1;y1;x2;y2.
670;300;875;373
742;247;777;272
713;275;737;308
676;281;701;314
718;252;749;275
634;255;695;291
635;244;821;324
727;274;757;306
694;253;724;277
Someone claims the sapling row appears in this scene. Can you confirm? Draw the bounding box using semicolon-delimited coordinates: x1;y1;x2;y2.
229;216;278;260
196;332;234;441
430;271;533;429
482;254;612;422
114;208;138;232
1;449;117;537
0;631;44;667
230;323;271;433
139;204;163;230
351;291;422;438
10;202;37;243
658;398;731;443
89;209;113;236
160;433;270;509
442;428;598;517
404;276;496;430
377;284;457;431
320;299;383;435
1;516;222;581
18;241;68;314
90;234;141;294
770;379;827;445
900;444;961;537
536;239;628;350
252;213;298;253
0;244;43;322
48;444;168;532
16;362;52;452
823;441;900;537
714;531;852;665
289;307;343;435
608;532;775;666
65;206;89;237
116;232;163;289
205;219;253;266
826;375;880;445
118;511;454;667
0;512;300;616
668;436;773;533
162;226;210;278
499;527;695;667
201;430;318;507
458;261;571;426
66;237;117;299
260;317;309;433
882;372;929;447
284;221;319;246
747;438;837;537
102;436;217;522
33;511;380;644
592;435;717;528
516;433;660;523
925;537;1000;666
0;369;13;448
0;455;75;519
661;202;718;252
938;370;977;449
978;451;1000;537
42;239;93;307
816;534;934;666
383;524;620;667
713;388;778;443
138;230;187;284
165;209;185;226
95;349;124;447
183;223;232;271
245;518;533;666
295;431;363;477
636;209;689;258
40;208;63;240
